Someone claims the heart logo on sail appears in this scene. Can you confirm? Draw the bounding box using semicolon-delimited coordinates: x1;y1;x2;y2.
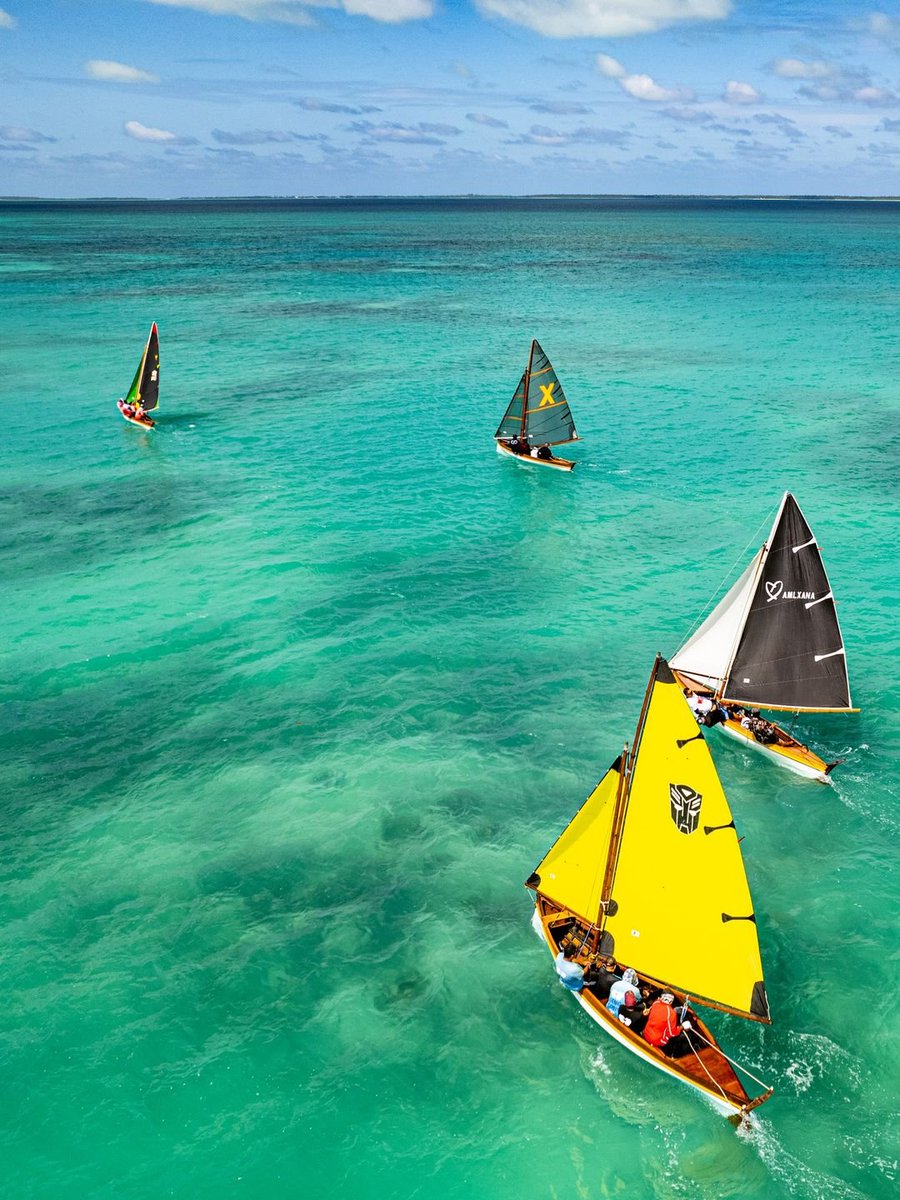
765;580;783;603
669;784;702;835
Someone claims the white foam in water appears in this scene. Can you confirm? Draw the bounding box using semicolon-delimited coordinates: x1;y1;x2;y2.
742;1118;871;1200
775;1031;864;1097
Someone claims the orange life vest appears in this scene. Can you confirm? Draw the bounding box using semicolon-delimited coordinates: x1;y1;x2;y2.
643;1000;682;1047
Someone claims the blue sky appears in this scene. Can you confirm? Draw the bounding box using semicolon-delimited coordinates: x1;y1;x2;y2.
3;1;900;196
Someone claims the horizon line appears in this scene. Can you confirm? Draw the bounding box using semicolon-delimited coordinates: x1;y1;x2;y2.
3;192;900;203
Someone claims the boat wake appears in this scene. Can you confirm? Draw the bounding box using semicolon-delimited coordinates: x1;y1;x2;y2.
774;1030;863;1096
829;746;900;835
740;1117;871;1200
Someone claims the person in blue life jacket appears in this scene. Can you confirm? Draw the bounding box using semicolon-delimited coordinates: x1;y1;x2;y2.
606;967;645;1024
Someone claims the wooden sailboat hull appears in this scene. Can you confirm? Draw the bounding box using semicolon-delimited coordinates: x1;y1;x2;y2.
672;671;834;783
531;901;770;1120
715;718;831;783
495;441;574;472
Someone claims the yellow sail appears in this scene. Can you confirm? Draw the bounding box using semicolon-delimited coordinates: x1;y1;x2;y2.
531;757;621;926
604;660;768;1020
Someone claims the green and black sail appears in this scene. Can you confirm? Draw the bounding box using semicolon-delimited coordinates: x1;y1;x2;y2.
124;323;160;412
494;339;578;447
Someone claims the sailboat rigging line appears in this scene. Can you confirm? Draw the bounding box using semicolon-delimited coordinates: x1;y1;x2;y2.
688;1027;771;1092
676;504;775;648
576;924;596;954
674;1005;743;1109
687;1039;729;1105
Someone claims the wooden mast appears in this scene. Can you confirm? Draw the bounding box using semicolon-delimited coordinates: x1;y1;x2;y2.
522;338;536;445
596;657;659;933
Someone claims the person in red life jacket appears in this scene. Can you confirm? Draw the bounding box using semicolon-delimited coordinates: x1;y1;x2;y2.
642;992;694;1057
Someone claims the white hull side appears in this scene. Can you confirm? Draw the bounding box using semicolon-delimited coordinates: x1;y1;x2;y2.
715;722;829;783
530;909;741;1118
495;441;574;472
117;402;155;429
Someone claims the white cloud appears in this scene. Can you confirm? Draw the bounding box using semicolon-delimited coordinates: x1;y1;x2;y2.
476;0;730;38
0;8;15;29
597;53;689;102
625;73;687;101
724;80;760;104
597;54;627;79
86;60;160;84
124;120;179;142
770;58;836;80
145;0;433;23
853;85;896;105
343;0;433;19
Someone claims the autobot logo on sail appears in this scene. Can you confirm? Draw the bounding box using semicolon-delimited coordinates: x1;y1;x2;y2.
669;784;702;834
765;580;815;603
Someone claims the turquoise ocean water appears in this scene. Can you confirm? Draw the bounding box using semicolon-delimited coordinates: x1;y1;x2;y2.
1;198;898;1199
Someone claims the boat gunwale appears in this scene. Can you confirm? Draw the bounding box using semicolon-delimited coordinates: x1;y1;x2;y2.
495;440;574;471
672;669;834;780
533;900;771;1116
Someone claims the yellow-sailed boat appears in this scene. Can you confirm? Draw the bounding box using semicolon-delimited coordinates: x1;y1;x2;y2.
671;492;855;782
527;656;773;1120
494;339;580;470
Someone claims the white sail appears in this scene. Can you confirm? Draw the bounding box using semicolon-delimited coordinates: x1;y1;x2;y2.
670;549;764;692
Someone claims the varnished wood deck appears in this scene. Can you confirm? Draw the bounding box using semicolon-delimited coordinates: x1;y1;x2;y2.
535;899;772;1116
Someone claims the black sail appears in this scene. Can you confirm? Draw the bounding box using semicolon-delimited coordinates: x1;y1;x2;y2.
522;340;577;446
140;323;160;411
724;493;851;711
125;323;160;412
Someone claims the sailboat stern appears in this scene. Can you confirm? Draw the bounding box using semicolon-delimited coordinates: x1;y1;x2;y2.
716;719;832;782
528;898;770;1119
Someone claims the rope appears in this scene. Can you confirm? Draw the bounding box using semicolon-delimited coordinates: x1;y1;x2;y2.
687;1038;730;1104
677;505;774;646
688;1025;771;1092
677;997;730;1105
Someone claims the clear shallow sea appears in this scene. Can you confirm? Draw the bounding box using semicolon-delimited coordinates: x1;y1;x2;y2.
1;197;898;1199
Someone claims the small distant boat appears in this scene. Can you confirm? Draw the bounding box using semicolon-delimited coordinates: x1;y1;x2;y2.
527;655;773;1121
117;323;159;428
671;492;855;783
494;339;580;470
